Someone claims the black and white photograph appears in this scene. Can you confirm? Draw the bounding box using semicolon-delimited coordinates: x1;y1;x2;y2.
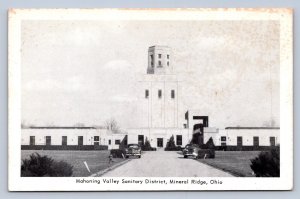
8;8;293;191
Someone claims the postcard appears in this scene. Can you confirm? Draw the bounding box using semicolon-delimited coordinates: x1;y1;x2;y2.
8;8;293;191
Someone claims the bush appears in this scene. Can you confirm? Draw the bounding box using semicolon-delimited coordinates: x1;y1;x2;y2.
166;135;176;148
164;135;182;151
110;149;125;158
21;153;73;177
202;137;215;149
141;137;156;151
250;146;280;177
197;149;215;159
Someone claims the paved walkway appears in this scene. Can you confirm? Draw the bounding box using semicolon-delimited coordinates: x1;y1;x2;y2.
101;151;232;177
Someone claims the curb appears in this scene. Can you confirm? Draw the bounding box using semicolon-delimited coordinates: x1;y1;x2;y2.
89;159;131;177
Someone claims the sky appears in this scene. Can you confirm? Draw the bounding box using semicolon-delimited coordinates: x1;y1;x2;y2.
21;20;280;129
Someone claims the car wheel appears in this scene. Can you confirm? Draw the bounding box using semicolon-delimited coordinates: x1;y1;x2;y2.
184;155;187;158
138;155;141;158
126;156;129;159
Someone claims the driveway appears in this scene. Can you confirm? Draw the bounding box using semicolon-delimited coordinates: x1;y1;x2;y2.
101;150;233;177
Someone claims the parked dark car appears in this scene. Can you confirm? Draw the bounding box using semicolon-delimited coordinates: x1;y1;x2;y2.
182;144;200;158
124;144;142;158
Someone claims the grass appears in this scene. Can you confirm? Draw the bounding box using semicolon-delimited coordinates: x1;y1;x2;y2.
197;151;261;177
21;150;125;177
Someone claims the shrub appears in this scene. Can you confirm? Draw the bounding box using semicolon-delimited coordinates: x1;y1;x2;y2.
202;137;215;149
166;135;176;149
110;149;125;158
142;137;156;151
21;153;73;177
197;149;215;159
250;146;280;177
164;135;182;151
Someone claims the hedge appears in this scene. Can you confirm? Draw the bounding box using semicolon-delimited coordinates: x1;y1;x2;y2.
215;145;277;151
21;145;108;151
164;146;183;151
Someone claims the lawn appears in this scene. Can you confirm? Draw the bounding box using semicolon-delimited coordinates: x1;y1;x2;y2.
197;151;261;177
21;150;125;177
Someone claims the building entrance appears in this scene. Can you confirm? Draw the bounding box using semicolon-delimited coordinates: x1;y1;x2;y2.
157;138;163;148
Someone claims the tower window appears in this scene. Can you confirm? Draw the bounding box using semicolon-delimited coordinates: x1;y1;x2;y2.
158;90;162;98
167;61;169;66
145;89;149;98
167;54;170;59
158;54;162;58
171;90;175;99
158;61;162;66
150;55;154;67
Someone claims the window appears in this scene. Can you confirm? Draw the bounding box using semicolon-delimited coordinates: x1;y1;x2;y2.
46;136;51;146
167;54;170;59
94;136;99;146
176;135;182;146
158;54;162;58
145;89;149;98
270;137;275;146
138;135;144;146
167;61;169;66
30;136;35;146
78;136;83;146
221;136;226;146
237;136;243;147
253;137;259;147
62;136;67;146
150;55;154;67
158;61;162;66
171;90;175;99
108;139;111;145
158;90;162;98
115;140;121;145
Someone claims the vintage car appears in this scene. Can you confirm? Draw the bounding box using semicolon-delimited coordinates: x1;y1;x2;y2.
182;144;200;158
124;144;142;158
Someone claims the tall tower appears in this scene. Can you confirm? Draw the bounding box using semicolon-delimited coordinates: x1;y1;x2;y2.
140;46;178;128
147;46;172;74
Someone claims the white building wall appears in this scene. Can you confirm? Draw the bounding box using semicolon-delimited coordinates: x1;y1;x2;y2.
21;128;127;150
203;128;280;146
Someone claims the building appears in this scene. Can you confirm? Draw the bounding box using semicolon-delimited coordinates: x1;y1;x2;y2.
21;46;280;150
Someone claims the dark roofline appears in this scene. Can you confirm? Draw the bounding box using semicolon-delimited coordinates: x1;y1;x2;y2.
26;126;97;129
225;127;280;130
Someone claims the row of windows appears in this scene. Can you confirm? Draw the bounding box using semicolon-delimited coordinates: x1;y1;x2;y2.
150;54;170;67
145;89;175;99
29;136;120;146
220;136;276;147
158;54;170;59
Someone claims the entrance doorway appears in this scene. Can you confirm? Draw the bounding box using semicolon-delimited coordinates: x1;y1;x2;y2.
157;138;163;148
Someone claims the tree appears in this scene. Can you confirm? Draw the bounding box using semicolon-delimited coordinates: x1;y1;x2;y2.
203;137;215;149
104;118;120;133
142;137;152;151
166;135;176;149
